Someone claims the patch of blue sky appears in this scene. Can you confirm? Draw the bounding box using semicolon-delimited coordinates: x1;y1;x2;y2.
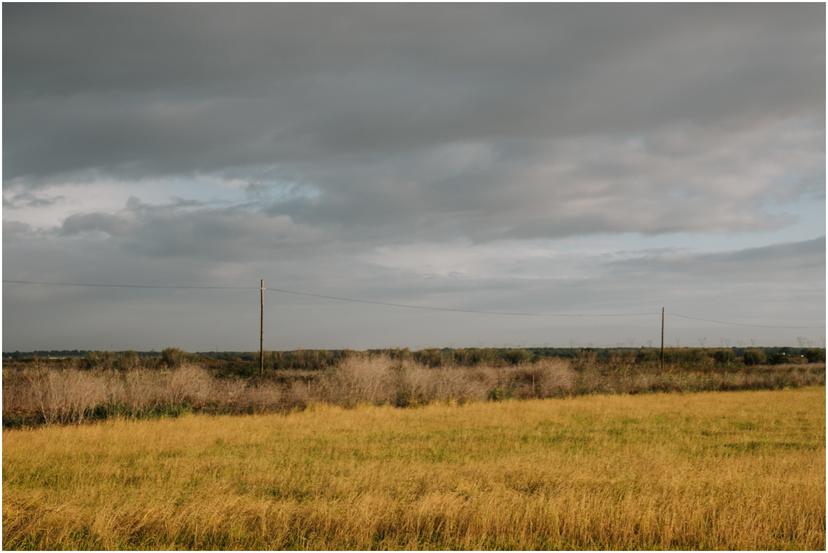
530;206;824;260
137;173;320;209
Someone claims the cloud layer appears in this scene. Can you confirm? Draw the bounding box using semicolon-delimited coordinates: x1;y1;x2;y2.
3;4;825;349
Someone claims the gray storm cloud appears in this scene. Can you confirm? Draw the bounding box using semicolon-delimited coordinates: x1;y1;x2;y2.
2;3;825;350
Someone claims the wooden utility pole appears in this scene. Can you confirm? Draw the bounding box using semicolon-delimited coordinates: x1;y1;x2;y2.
660;306;665;371
260;279;265;376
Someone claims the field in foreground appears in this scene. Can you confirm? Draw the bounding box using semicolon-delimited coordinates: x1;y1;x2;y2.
3;388;825;550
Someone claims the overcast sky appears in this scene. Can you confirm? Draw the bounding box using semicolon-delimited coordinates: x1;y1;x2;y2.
3;3;825;351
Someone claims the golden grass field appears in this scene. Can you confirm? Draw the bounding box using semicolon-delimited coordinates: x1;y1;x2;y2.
3;387;825;550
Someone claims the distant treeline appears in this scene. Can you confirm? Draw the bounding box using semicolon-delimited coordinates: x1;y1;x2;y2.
3;346;825;377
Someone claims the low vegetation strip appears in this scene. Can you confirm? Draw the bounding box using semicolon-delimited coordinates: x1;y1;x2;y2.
3;387;825;549
5;345;825;375
3;354;825;427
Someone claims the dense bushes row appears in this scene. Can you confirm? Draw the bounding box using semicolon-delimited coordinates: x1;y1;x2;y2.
5;354;824;428
4;346;824;376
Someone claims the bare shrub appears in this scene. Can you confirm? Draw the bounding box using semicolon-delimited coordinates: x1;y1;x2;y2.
234;383;283;413
118;369;165;415
534;358;577;397
414;366;491;404
282;380;311;411
166;364;214;407
572;350;599;371
211;378;249;408
317;354;395;406
9;368;108;424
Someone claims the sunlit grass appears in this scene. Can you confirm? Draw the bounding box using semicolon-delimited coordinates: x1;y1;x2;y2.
3;387;825;549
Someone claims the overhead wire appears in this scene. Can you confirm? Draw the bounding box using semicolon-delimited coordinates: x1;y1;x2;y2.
2;279;253;291
670;312;825;330
264;285;658;317
3;279;824;328
2;279;656;318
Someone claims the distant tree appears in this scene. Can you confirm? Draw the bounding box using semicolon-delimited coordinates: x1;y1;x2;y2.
713;349;736;366
804;348;826;363
82;351;101;369
161;347;187;368
502;349;533;365
635;349;659;364
415;349;443;368
767;348;792;365
742;348;767;366
116;350;141;371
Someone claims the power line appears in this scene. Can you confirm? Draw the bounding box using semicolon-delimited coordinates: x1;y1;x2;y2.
2;279;254;291
4;279;824;329
265;286;658;318
3;278;656;318
671;313;825;330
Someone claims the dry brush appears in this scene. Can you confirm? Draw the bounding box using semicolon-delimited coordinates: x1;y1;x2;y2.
3;354;824;427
